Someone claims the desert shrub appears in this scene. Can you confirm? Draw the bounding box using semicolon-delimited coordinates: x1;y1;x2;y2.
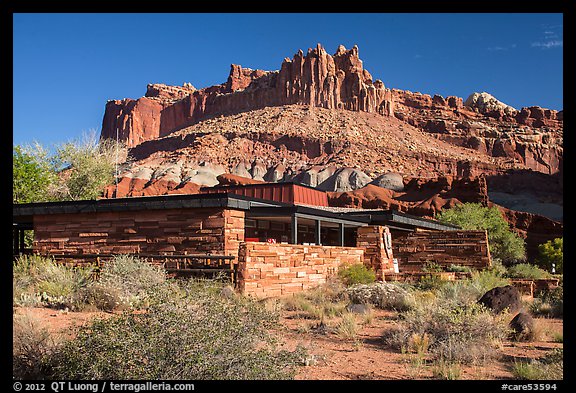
432;359;462;380
384;298;509;365
281;280;348;319
335;313;359;339
536;237;563;273
469;268;510;294
87;255;167;310
506;263;552;280
415;274;447;291
422;261;444;273
48;278;304;380
13;254;93;310
338;263;376;286
512;349;563;380
446;264;472;273
13;313;58;380
530;285;563;318
344;282;415;311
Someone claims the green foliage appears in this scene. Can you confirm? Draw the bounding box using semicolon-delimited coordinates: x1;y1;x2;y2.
13;132;127;203
338;263;376;286
51;132;127;201
48;279;304;380
469;269;511;293
506;263;552;280
446;264;472;273
13;144;56;203
437;203;526;264
530;285;563;318
536;238;563;273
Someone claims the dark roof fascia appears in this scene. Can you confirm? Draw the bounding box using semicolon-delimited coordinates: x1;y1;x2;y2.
343;209;461;231
12;193;258;217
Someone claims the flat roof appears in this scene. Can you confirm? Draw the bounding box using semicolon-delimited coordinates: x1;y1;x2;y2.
12;193;282;222
13;192;459;231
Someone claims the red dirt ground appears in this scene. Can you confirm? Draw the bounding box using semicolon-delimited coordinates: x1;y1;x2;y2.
13;306;563;380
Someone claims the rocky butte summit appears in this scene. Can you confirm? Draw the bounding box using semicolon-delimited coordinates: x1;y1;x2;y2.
102;44;394;148
99;44;562;260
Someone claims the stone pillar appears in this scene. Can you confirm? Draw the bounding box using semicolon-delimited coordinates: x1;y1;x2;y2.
223;209;245;259
356;225;394;280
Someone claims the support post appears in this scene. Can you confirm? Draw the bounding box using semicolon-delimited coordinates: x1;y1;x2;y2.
20;229;25;254
315;220;321;245
339;223;345;247
291;215;298;244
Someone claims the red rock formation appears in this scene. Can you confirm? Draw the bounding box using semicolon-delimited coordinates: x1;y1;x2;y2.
102;177;201;198
216;174;264;186
101;44;394;148
391;89;563;175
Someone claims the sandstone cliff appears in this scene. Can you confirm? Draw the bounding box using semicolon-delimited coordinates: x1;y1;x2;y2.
101;44;394;148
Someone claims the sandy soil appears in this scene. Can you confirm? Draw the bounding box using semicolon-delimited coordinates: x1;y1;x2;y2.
13;306;563;381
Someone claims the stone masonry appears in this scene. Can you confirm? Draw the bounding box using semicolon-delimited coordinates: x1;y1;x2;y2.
237;242;364;298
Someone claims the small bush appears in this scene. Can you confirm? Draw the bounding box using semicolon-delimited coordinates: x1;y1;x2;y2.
47;278;304;380
384;299;509;365
512;349;563;380
415;274;447;291
446;265;472;273
432;359;462;380
469;268;510;294
281;281;348;320
530;285;563;318
506;263;552;280
335;313;359;340
422;261;444;273
13;313;57;380
90;255;167;310
338;264;376;286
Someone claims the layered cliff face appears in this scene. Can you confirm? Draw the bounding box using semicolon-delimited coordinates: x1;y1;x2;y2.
392;89;563;175
101;44;394;148
98;43;562;260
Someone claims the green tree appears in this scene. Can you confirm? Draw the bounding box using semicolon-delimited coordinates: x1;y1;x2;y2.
437;203;526;264
13;144;56;203
51;132;127;201
536;237;563;273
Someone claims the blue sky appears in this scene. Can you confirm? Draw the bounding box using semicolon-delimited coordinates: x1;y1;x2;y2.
13;13;563;147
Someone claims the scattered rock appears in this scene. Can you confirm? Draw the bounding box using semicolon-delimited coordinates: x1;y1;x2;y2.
346;303;371;315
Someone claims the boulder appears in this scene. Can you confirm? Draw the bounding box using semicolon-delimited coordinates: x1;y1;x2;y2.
370;172;404;191
317;167;372;192
509;312;536;341
478;285;522;314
